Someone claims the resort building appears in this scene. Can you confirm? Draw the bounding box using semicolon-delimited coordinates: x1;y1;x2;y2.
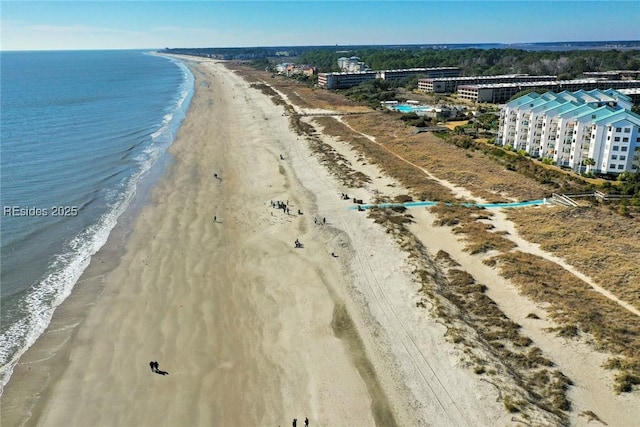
497;89;640;174
618;88;640;104
317;71;378;89
317;67;460;89
337;56;369;73
275;63;316;77
457;79;640;103
583;70;640;80
417;74;557;94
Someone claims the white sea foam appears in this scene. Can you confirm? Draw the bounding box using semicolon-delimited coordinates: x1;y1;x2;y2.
0;54;195;395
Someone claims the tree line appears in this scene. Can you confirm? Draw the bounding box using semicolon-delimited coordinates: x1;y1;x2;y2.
298;48;640;79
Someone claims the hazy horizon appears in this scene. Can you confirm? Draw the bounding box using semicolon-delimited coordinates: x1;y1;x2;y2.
1;1;639;51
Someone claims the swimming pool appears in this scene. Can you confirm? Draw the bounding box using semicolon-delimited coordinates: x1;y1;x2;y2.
391;104;434;113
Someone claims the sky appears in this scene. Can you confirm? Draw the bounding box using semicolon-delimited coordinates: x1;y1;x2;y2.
1;1;639;51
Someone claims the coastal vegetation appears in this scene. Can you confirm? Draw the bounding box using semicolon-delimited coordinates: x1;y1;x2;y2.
228;62;640;400
298;47;640;79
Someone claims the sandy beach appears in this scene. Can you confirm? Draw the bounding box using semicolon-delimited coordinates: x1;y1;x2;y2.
3;56;638;427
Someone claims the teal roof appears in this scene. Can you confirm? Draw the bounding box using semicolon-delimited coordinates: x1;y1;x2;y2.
534;99;562;112
541;100;578;115
603;111;640;126
507;92;541;108
574;105;618;121
558;104;593;118
602;88;631;102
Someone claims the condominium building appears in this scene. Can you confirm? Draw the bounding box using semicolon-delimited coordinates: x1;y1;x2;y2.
317;67;461;89
458;79;640;103
317;71;377;89
337;56;369;73
583;70;640;80
497;89;640;174
417;74;557;93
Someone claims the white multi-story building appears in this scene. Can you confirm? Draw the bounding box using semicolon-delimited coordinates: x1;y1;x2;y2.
337;56;369;72
497;89;640;174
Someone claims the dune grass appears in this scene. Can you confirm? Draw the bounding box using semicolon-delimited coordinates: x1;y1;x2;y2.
367;206;570;423
491;250;640;393
506;206;640;312
230;62;639;395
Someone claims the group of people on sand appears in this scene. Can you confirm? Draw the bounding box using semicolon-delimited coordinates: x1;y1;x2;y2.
149;361;169;376
271;200;294;215
313;217;326;225
290;417;309;427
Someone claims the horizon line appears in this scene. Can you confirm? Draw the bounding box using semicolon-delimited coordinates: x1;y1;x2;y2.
2;39;640;53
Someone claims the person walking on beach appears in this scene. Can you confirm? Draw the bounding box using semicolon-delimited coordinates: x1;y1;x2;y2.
149;361;155;372
292;419;297;427
305;417;309;427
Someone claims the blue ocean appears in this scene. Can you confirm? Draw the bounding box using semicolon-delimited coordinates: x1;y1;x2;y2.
0;50;194;392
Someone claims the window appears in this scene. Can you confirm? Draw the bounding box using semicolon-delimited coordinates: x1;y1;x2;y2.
616;127;622;132
610;164;616;169
614;137;620;142
620;156;626;161
613;146;619;151
621;146;628;152
623;138;629;142
624;128;631;133
611;155;618;160
618;164;624;169
633;164;638;170
607;136;611;140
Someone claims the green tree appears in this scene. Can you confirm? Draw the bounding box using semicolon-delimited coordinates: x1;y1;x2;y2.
584;158;596;174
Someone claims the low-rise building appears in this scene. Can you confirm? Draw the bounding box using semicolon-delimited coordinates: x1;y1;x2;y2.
583;70;640;80
317;71;378;89
458;79;640;103
317;67;460;89
417;74;557;93
276;63;316;77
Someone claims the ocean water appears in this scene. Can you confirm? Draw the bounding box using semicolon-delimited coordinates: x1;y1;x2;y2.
0;50;194;392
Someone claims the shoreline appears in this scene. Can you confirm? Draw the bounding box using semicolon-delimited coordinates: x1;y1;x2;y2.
0;51;193;396
1;57;384;426
4;55;637;427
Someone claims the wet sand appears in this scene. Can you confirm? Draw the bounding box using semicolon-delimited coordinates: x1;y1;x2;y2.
1;58;381;426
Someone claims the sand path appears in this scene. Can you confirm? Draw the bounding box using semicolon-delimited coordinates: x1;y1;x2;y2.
333;116;640;318
296;103;640;426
